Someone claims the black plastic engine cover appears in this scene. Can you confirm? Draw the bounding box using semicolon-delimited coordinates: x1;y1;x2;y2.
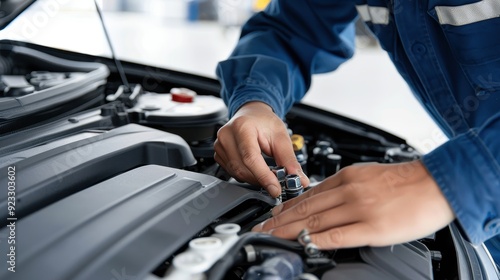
0;164;276;280
0;124;196;225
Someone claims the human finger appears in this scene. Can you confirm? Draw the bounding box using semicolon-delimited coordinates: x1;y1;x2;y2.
267;131;310;188
309;223;375;250
255;187;346;232
271;172;344;216
261;203;357;240
230;124;282;196
214;134;251;180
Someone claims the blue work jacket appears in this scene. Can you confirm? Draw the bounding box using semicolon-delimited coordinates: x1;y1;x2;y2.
216;0;500;263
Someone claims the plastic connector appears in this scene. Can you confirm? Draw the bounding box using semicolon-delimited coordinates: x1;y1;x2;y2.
164;223;241;279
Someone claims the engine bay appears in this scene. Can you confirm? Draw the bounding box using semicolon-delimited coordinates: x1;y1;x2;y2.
0;41;486;280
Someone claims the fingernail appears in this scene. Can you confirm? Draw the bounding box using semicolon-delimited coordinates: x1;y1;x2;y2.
297;169;310;185
267;184;280;197
252;221;265;232
266;229;275;235
297;169;308;179
271;204;283;216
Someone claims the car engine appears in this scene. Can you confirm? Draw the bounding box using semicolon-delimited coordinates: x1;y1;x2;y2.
0;41;496;280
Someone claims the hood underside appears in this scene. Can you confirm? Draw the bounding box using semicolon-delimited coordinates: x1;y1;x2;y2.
0;0;36;30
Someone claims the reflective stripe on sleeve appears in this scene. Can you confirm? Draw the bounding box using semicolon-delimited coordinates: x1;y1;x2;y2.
356;5;390;25
435;0;500;26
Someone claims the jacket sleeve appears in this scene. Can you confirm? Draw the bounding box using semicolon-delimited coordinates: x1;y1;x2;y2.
422;111;500;244
216;0;358;118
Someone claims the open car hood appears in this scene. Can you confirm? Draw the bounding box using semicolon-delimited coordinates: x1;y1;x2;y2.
0;0;36;30
0;2;498;279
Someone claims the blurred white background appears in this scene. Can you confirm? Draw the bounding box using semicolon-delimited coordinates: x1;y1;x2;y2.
1;0;446;152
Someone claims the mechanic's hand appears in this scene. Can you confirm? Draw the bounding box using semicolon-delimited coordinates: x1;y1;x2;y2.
214;101;309;197
252;161;454;248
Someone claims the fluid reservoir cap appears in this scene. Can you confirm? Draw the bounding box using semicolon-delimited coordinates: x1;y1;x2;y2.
189;237;222;251
291;134;305;151
171;87;196;103
172;251;208;273
214;223;241;235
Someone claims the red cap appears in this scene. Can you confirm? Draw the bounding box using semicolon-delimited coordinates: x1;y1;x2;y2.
171;88;196;103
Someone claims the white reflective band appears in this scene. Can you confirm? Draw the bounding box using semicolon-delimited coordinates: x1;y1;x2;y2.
435;0;500;26
356;5;371;22
356;5;390;25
